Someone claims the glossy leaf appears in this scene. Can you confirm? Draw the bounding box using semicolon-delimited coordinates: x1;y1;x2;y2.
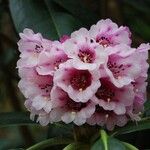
91;137;126;150
26;137;72;150
44;0;81;37
111;117;150;136
9;0;58;39
123;142;138;150
9;0;80;40
91;139;104;150
144;100;150;116
52;0;99;27
63;143;90;150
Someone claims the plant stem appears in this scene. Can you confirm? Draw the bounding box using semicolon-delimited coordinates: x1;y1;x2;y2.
100;130;108;150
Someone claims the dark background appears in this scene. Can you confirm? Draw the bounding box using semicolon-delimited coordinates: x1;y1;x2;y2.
0;0;150;149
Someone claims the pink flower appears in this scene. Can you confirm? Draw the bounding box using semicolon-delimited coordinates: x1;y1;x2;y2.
36;41;68;75
136;43;150;78
19;68;53;114
92;78;134;115
131;77;147;114
89;19;131;47
54;60;100;102
50;86;95;125
17;28;52;68
63;28;107;70
37;112;51;126
87;106;128;130
60;35;70;43
18;68;53;98
102;46;141;88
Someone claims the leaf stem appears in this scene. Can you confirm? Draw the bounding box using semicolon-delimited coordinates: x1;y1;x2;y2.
110;117;150;136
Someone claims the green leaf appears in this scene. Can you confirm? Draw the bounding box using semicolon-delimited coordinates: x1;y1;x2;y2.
26;137;73;150
91;139;104;150
44;0;81;37
144;100;150;116
9;0;81;40
0;139;11;150
122;142;138;150
52;0;99;27
145;100;150;111
63;143;90;150
123;0;150;14
91;137;126;150
108;138;126;150
131;19;150;41
100;130;108;150
0;112;36;127
111;117;150;136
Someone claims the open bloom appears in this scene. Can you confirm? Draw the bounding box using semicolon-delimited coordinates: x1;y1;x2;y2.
18;68;53;98
36;41;68;75
64;28;107;70
19;68;53;114
92;77;134;115
87;105;128;130
89;19;131;47
17;28;52;68
101;46;141;88
50;86;95;125
54;60;100;102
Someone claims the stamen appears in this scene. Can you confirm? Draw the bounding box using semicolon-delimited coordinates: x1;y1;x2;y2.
71;112;76;115
78;49;94;63
44;97;48;100
70;70;92;91
105;114;109;120
79;88;83;92
135;89;139;92
54;66;58;70
138;112;142;115
96;36;111;47
117;76;122;79
107;98;111;102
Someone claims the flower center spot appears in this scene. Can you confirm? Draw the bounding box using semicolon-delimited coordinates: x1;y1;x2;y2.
67;98;87;111
95;79;116;102
70;70;92;91
78;49;95;63
96;36;111;47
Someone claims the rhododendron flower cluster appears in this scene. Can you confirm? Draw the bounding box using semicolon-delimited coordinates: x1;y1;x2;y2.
17;19;150;130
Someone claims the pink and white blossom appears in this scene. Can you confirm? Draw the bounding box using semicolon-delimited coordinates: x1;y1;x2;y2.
89;19;131;47
54;60;100;102
36;41;68;75
63;28;107;70
50;86;95;125
92;78;134;115
102;49;142;88
17;28;52;68
87;106;128;130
